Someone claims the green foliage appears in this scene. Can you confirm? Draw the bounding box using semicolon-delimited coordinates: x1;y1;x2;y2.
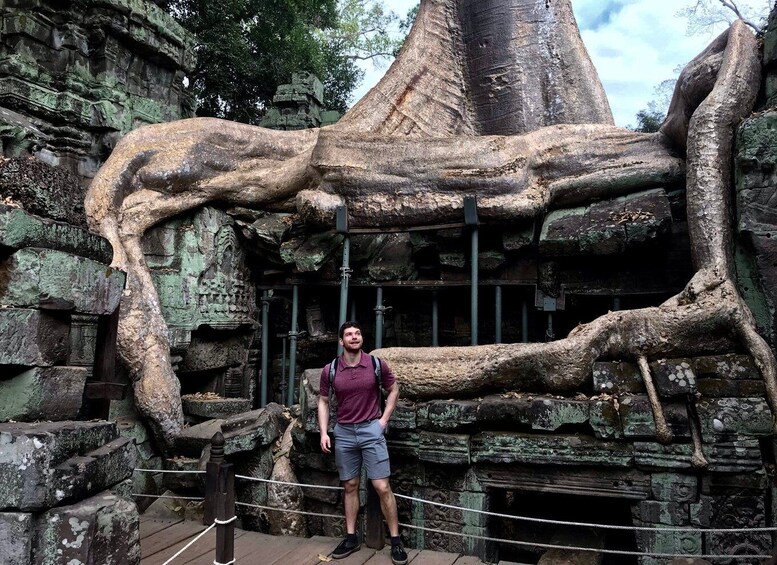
322;0;403;64
677;0;770;35
630;104;665;133
167;0;419;122
394;2;420;56
168;0;361;122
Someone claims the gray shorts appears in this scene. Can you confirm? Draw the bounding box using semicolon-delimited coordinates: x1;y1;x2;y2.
333;419;390;481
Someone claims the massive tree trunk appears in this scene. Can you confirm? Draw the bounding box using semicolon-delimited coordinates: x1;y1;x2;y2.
85;0;773;450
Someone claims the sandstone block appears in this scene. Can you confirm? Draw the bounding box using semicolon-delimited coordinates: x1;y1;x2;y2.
618;396;690;439
650;358;697;397
0;204;112;263
631;500;689;526
181;395;251;420
0;248;124;314
592;361;643;394
50;437;136;507
530;397;589;431
0;512;32;564
471;432;633;467
650;473;698;503
0;421;118;511
696;397;772;439
0;308;68;366
589;399;623;439
418;432;470;465
32;490;140;565
417;400;478;432
175;403;285;456
0;367;87;421
634;439;762;473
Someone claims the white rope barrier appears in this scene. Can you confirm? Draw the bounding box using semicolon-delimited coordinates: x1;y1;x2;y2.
397;522;772;560
132;493;205;501
235;474;344;491
134;468;206;475
393;493;777;534
235;501;344;520
133;464;777;560
161;522;216;565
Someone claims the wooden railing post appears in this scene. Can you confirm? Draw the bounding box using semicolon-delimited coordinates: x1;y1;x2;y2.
365;482;384;549
204;432;235;564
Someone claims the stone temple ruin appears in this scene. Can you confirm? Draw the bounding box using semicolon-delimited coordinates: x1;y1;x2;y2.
4;0;777;563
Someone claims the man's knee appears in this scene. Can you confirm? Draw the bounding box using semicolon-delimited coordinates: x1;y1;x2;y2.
371;478;392;498
343;477;360;493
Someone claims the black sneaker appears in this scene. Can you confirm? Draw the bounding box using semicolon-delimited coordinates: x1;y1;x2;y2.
332;537;361;559
390;543;408;565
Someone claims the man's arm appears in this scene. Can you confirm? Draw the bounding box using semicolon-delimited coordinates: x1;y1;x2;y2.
379;382;399;429
318;395;331;453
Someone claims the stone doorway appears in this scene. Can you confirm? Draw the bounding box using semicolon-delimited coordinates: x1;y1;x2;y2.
489;489;638;564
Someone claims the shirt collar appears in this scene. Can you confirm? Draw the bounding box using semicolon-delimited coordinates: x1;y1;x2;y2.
339;351;368;369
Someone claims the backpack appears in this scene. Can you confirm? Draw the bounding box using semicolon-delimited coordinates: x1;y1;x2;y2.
328;354;385;414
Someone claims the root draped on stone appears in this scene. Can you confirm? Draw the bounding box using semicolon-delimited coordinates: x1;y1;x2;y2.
84;0;777;449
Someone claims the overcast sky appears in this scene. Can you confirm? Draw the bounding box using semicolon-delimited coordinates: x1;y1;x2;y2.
351;0;769;127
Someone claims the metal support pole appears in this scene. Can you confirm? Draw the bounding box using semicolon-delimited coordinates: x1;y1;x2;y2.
470;227;479;345
464;196;479;346
374;287;384;350
495;285;502;344
521;299;529;343
546;312;555;342
350;300;357;323
337;205;351;355
260;291;270;408
287;284;299;407
431;291;439;347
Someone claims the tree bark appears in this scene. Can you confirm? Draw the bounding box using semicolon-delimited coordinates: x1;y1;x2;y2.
84;2;775;448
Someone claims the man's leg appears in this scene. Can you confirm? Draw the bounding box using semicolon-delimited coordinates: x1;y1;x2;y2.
343;476;361;534
372;478;407;565
371;478;399;537
332;423;363;559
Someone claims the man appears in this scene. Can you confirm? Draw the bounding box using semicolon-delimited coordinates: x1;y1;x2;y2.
318;321;407;565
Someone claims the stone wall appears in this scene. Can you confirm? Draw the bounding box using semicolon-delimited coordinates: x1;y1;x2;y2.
0;157;140;560
0;0;196;185
298;354;774;563
0;421;140;564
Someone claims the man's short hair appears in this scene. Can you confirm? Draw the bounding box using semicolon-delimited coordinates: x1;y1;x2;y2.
339;321;361;339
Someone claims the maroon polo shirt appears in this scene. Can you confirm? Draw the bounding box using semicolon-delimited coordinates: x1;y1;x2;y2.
320;352;395;424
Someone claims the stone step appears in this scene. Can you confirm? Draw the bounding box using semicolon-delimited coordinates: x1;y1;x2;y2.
0;366;87;422
50;437;136;509
0;204;112;263
0;421;120;511
32;487;140;565
175;403;286;457
181;395;252;420
0;308;69;366
0;248;124;314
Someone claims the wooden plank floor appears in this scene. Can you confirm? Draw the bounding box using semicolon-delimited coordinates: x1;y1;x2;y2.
139;516;488;564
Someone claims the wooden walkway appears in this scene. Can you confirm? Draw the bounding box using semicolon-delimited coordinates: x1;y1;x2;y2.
140;516;490;565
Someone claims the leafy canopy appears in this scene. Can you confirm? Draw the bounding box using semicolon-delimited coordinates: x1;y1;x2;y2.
168;0;416;123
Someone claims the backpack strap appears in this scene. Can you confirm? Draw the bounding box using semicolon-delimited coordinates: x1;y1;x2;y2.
371;355;386;414
328;357;338;398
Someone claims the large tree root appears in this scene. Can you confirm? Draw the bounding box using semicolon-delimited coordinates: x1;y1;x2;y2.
84;15;775;448
374;278;777;412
